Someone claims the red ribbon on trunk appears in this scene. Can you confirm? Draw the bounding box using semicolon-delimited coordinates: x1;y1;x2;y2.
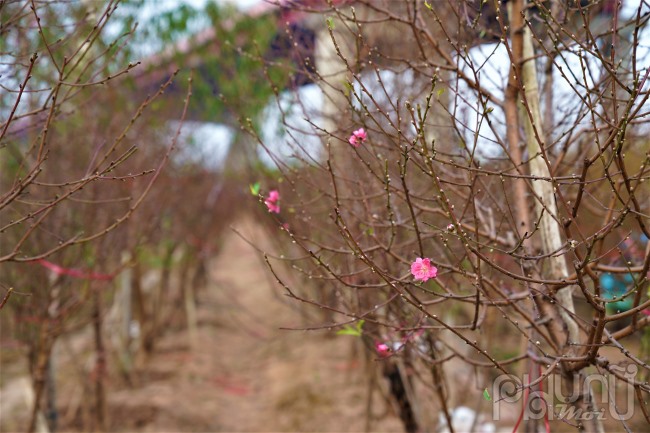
36;259;115;281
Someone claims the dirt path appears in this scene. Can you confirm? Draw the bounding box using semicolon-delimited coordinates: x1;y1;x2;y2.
107;222;404;432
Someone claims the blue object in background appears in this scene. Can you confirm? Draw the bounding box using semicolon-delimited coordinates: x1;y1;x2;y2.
600;273;635;314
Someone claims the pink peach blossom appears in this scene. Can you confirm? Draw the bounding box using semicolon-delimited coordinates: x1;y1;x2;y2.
264;190;280;213
265;202;280;213
348;128;367;147
411;257;438;282
267;190;280;202
375;342;390;358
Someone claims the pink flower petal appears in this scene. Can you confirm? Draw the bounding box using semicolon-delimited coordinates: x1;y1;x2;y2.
264;200;280;213
410;257;438;282
375;342;390;358
264;190;280;213
267;190;280;202
348;127;367;148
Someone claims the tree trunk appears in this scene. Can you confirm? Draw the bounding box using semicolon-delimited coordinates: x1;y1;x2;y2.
510;1;603;431
92;290;107;432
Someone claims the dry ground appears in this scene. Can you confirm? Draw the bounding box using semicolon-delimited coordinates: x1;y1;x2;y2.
100;222;404;432
28;221;400;433
2;221;649;432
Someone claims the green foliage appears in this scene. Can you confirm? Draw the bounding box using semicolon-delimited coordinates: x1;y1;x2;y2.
336;320;365;337
249;182;261;196
155;4;197;45
200;4;285;123
132;2;287;124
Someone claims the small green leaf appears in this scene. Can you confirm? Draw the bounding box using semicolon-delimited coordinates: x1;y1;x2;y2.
326;17;334;29
424;1;432;10
336;328;362;336
483;388;491;401
336;320;365;337
343;81;353;97
249;182;260;196
436;88;445;97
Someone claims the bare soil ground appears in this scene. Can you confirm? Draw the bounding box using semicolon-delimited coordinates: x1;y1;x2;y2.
3;222;648;432
99;223;404;432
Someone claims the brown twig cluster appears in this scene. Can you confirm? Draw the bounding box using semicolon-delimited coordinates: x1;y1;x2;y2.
248;1;650;431
0;1;235;431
